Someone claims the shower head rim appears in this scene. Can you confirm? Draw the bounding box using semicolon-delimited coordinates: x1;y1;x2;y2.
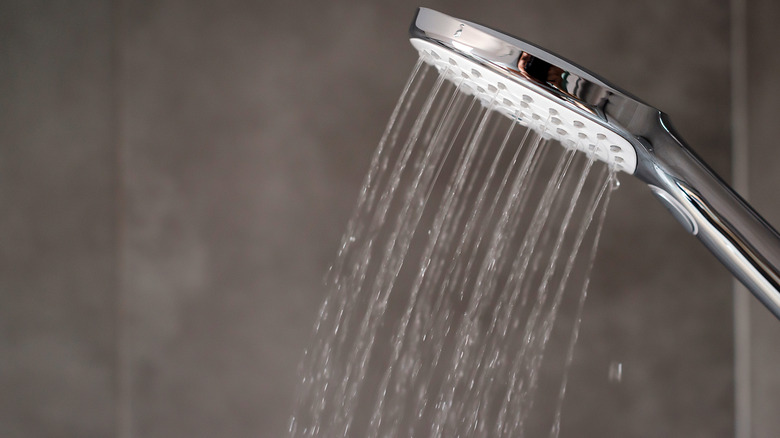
410;8;654;173
409;8;655;113
408;8;668;172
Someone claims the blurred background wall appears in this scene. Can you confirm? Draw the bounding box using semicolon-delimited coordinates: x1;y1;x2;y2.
1;0;778;437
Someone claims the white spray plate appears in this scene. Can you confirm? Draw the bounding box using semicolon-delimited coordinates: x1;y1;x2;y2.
410;38;637;174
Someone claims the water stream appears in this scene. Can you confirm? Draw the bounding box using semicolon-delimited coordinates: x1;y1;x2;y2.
290;60;620;438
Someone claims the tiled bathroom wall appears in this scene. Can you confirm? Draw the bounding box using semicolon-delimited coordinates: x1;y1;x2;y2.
0;2;117;436
0;0;777;436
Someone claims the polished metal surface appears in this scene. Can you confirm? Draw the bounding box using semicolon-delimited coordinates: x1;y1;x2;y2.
410;7;780;319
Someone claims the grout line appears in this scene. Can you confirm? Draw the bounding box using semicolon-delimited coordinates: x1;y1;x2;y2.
111;0;131;436
730;0;752;436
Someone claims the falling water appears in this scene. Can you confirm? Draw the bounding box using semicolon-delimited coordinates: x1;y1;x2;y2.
290;58;620;438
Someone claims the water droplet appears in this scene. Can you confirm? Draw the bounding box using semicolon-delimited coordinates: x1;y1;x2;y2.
608;361;623;382
611;174;621;189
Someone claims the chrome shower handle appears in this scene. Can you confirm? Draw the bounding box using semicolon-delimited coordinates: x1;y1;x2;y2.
638;113;780;318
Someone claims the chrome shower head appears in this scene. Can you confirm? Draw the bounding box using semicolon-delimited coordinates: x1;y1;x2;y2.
410;8;780;319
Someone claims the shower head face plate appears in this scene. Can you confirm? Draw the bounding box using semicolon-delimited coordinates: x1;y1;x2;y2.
411;39;637;173
409;8;661;175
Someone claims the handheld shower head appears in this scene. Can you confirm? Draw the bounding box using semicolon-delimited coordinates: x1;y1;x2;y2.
410;8;780;319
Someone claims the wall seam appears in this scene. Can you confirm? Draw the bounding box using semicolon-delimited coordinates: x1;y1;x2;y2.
731;0;752;435
112;0;131;435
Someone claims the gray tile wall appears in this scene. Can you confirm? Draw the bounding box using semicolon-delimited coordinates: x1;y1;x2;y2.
1;0;777;436
0;1;117;437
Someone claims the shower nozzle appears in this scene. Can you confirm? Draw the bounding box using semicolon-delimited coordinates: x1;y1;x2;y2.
409;7;780;319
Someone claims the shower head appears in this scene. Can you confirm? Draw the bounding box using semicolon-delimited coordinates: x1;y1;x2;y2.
409;8;780;319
